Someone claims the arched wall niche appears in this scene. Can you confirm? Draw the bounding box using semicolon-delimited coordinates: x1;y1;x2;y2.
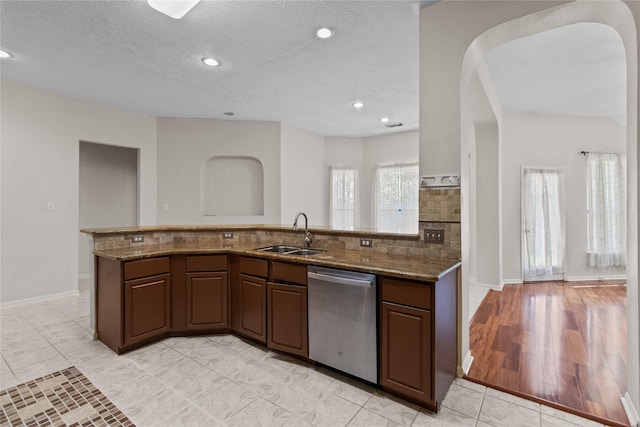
455;0;638;421
201;156;265;216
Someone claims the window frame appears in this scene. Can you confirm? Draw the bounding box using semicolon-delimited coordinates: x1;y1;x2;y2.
372;162;419;234
329;166;359;230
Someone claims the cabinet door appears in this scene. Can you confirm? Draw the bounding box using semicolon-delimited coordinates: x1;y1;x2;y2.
380;301;433;406
267;282;308;357
186;272;228;331
124;273;171;346
239;273;267;343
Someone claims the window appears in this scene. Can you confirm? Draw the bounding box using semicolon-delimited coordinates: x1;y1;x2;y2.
330;167;358;230
373;163;419;234
586;152;626;268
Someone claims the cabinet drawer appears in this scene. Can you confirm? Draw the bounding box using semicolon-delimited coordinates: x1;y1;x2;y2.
271;262;307;285
124;257;171;281
238;257;269;278
186;255;227;272
381;277;432;310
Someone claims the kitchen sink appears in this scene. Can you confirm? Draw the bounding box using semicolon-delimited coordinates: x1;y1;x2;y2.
255;245;324;256
256;245;301;253
288;248;323;256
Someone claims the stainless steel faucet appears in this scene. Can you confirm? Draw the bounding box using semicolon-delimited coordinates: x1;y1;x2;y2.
292;212;313;247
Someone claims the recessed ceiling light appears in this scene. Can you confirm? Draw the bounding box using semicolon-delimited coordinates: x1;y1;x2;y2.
380;117;390;123
352;101;365;109
0;49;13;59
147;0;200;19
201;57;220;67
316;27;334;39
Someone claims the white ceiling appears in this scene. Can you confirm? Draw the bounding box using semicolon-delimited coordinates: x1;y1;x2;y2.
0;1;627;137
484;22;627;124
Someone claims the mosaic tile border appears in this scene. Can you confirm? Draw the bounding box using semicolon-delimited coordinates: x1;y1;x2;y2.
0;366;133;427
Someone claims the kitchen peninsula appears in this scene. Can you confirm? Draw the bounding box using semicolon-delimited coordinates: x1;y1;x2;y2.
82;225;460;412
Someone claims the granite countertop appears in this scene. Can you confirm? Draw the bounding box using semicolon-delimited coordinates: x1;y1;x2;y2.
81;224;422;241
93;241;460;282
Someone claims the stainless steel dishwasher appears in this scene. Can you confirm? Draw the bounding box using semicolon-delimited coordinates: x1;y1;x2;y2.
307;266;377;383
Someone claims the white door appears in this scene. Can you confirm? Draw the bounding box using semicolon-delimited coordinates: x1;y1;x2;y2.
521;168;566;282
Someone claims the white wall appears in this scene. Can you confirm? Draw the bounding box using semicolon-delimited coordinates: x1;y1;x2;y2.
156;118;281;225
419;0;568;177
474;123;501;285
1;79;157;303
468;67;503;287
501;112;627;282
281;124;326;227
78;142;138;277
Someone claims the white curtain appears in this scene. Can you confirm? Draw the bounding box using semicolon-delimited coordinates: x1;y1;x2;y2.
586;153;626;268
372;163;418;234
522;168;566;278
330;167;357;230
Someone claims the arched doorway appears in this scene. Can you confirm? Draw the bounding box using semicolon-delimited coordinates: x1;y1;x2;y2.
457;1;638;425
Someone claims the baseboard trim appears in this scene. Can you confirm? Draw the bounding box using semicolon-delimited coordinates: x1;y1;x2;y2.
565;275;627;282
462;351;474;375
1;290;80;309
501;279;522;287
470;279;502;291
621;392;640;426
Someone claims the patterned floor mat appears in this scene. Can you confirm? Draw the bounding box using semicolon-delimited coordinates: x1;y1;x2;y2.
0;366;133;426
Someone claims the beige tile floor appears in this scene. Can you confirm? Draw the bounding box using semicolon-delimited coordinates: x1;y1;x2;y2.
0;284;607;427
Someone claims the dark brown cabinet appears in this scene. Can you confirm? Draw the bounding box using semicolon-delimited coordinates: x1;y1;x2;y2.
124;273;171;346
185;255;228;331
267;261;308;357
95;248;457;413
186;273;227;329
381;299;432;404
379;270;457;412
231;256;268;344
97;256;171;353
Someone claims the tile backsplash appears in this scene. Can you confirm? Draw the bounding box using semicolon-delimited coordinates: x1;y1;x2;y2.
419;188;461;223
418;188;461;260
89;188;462;261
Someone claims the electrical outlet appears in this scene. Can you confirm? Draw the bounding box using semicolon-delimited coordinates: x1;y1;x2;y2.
360;239;373;248
131;234;144;243
424;229;444;244
223;232;234;239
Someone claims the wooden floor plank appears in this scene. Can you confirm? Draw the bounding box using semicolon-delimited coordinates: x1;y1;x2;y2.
466;280;629;427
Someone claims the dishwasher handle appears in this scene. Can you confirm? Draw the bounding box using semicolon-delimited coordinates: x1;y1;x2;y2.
308;271;374;288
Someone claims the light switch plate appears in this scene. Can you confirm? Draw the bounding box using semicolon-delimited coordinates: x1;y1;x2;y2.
424;229;444;244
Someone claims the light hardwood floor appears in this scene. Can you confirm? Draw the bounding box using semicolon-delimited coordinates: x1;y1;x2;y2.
466;280;628;427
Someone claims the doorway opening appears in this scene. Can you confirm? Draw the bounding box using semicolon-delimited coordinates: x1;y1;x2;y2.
459;2;636;425
78;141;139;281
521;167;566;282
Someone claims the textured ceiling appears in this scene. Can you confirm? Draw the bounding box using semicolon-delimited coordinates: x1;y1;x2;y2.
484;22;626;124
0;0;425;137
0;1;627;137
